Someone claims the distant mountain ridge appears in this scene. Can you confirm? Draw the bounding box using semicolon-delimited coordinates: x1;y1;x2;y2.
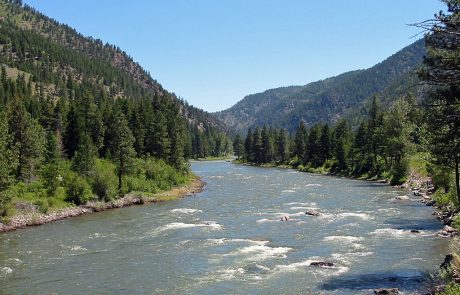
215;39;425;133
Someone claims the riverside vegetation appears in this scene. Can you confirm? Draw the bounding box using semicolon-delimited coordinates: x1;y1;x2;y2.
0;0;232;228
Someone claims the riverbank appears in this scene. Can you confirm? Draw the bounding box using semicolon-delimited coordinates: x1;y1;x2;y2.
0;176;204;233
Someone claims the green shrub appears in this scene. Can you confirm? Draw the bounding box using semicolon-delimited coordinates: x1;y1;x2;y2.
323;159;333;170
0;187;15;217
428;163;452;193
124;176;157;193
433;189;458;209
289;156;301;168
33;199;48;214
91;160;117;201
65;173;92;205
451;215;460;231
438;282;460;295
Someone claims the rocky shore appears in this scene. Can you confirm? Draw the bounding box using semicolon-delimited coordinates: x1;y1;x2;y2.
0;177;204;233
401;172;459;238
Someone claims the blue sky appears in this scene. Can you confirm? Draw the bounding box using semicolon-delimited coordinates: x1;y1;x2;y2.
25;1;445;112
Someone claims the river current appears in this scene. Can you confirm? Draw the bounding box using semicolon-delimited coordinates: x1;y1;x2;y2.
0;161;450;294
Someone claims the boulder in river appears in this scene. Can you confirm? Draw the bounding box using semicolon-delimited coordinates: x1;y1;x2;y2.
374;288;399;294
309;261;333;267
410;229;420;233
305;210;320;216
394;195;410;201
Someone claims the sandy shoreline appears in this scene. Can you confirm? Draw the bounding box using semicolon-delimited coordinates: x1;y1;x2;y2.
0;177;205;233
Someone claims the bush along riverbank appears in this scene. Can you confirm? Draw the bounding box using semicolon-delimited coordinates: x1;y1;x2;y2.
0;158;204;233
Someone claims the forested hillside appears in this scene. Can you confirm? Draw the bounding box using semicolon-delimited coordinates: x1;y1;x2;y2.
216;40;425;133
0;0;231;217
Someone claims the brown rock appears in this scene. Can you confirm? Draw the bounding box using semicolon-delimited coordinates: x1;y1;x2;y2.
374;288;399;294
310;261;333;267
305;210;320;216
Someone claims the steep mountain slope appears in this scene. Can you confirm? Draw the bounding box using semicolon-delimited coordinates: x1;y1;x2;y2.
0;0;230;160
0;0;226;133
216;40;425;133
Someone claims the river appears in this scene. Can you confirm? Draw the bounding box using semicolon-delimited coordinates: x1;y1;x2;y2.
0;161;450;294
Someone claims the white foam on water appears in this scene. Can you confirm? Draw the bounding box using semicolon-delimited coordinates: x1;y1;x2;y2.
337;212;371;220
272;260;349;276
206;238;269;245
70;245;87;252
289;206;320;211
323;236;364;243
319;213;335;220
285;202;317;206
377;208;397;213
170;208;203;214
281;189;296;193
371;228;409;236
273;260;314;272
256;218;276;223
370;228;432;237
352;243;367;250
208;175;224;179
226;243;292;262
217;267;246;280
206;238;227;245
305;184;322;187
255;264;271;271
0;267;13;276
159;222;223;232
7;258;22;265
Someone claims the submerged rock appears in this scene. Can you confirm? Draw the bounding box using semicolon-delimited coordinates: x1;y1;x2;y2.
309;261;333;267
305;210;320;216
425;200;436;206
440;254;454;270
374;288;399;294
394;195;410;201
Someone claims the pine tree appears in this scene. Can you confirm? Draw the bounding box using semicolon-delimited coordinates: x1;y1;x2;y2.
112;113;135;193
244;128;253;162
332;119;350;173
63;104;80;158
42;131;61;196
233;134;244;160
72;134;96;176
6;98;45;182
294;121;307;159
0;112;18;191
275;129;289;164
318;124;331;165
252;127;263;164
261;125;273;163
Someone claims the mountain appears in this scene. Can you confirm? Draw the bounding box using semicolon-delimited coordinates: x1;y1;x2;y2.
0;0;229;159
215;39;425;133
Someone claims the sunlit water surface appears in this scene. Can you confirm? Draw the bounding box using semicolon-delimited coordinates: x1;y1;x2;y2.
0;161;449;294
